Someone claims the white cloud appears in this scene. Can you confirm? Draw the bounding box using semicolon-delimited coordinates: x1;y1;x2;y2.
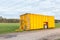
0;0;60;19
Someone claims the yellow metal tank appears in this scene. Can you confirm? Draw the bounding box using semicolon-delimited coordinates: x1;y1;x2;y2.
20;13;55;30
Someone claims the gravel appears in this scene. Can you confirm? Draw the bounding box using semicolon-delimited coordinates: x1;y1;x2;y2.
0;28;60;40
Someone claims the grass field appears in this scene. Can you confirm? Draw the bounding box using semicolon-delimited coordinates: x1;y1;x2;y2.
0;23;19;34
55;23;60;28
0;23;60;34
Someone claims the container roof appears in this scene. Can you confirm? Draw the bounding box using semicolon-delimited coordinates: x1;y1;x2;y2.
20;13;54;17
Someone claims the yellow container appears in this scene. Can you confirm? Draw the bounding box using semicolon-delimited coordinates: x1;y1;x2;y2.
20;13;55;30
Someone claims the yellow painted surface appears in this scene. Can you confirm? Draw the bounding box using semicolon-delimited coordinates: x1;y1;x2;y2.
20;13;55;30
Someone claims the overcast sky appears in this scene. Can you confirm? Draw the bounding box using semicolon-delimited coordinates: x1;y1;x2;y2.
0;0;60;19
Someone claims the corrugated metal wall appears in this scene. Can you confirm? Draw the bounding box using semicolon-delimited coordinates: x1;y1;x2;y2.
20;13;55;30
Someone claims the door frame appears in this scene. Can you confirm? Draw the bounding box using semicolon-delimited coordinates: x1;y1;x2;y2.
44;22;48;29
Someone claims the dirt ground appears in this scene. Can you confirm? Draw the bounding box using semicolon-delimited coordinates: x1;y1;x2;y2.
0;28;60;40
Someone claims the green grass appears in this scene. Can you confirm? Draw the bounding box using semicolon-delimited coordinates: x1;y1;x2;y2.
0;23;60;34
0;23;19;34
55;23;60;28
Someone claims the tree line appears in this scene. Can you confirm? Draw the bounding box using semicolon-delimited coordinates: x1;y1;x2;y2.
0;19;19;23
0;16;19;23
55;20;60;23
